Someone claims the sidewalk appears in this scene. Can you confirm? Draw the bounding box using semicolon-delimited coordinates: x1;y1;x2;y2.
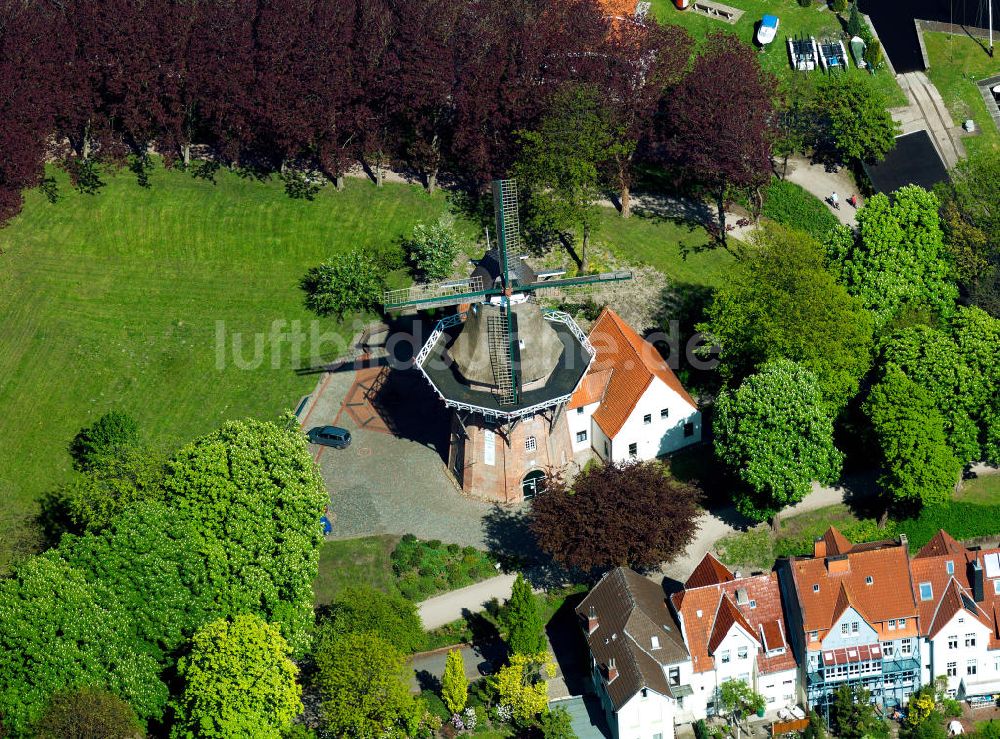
418;573;517;630
783;156;864;227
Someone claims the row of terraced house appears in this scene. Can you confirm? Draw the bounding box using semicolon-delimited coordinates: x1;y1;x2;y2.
575;527;1000;738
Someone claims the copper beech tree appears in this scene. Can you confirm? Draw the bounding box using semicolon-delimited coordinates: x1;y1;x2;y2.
529;460;701;573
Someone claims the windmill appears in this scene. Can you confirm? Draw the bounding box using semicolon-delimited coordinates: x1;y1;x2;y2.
383;179;632;501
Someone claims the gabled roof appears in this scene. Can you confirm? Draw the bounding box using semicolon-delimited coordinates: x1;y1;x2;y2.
585;308;697;438
576;568;689;710
568;368;613;409
916;530;966;559
926;578;993;638
708;594;758;654
685;553;735;589
790;530;917;635
671;571;796;676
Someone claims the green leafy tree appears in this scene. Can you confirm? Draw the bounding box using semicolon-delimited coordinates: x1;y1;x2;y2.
43;448;165;536
301;249;383;319
529;460;701;572
830;0;847;12
881;324;982;464
538;706;577;738
321;584;425;653
502;573;546;655
515;85;613;271
492;652;556;726
847;2;865;36
814;75;898;162
831;685;889;739
405;218;461;281
699;222;874;406
939;151;1000;299
441;649;468;715
714;360;843;526
70;410;141;471
953;307;1000;460
864;367;961;513
826;186;958;330
0;554;167;736
171;615;301;739
313;631;424;738
34;687;144;739
58;502;221;664
162;419;328;653
718;679;766;734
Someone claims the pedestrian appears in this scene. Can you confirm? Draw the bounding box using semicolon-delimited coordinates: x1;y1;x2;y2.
830;191;839;210
848;194;858;208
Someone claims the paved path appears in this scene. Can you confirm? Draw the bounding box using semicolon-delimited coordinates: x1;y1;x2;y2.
783;156;865;227
408;643;484;692
418;573;518;629
893;71;966;169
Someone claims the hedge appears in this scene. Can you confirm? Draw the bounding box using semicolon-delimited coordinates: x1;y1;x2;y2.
391;535;497;601
761;179;841;241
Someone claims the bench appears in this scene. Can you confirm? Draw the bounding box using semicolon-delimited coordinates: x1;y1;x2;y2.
689;0;744;24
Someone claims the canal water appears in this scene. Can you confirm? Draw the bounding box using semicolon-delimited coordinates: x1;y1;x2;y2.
858;0;997;72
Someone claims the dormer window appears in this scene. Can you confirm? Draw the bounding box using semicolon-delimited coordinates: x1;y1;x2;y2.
865;576;874;585
813;584;820;593
651;636;661;650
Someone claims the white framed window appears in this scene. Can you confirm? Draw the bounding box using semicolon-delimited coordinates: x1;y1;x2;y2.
889;619;897;630
720;650;731;664
947;662;957;677
525;436;536;452
749;600;757;609
919;582;933;601
576;406;584;414
966;633;977;647
576;430;588;443
866;576;874;585
813;584;820;593
899;618;907;628
852;622;859;634
660;408;669;419
948;635;959;649
946;560;955;575
809;631;818;642
901;639;912;655
628;442;637;457
882;642;895;657
643;413;652;425
651;636;660;650
993;579;1000;595
841;623;849;635
738;646;748;660
968;659;978;676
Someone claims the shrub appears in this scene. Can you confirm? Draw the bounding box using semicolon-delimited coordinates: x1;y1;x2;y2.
390;536;496;600
421;690;451;722
70;410;141;471
762;179;841;241
831;0;847;12
300;249;383;319
694;719;710;739
404;219;462;281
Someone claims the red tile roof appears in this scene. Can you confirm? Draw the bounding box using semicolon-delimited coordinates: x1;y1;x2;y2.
671;571;796;675
790;528;918;645
926;578;992;638
686;553;735;589
568;368;613;409
916;530;966;559
585;308;697;438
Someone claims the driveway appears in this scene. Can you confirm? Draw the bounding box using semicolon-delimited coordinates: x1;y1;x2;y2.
419;574;517;630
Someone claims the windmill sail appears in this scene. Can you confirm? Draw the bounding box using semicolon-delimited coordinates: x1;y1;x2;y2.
486;300;518;405
383;275;491;311
492;179;521;290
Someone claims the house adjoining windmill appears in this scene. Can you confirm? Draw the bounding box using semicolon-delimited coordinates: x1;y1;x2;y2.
383;179;633;503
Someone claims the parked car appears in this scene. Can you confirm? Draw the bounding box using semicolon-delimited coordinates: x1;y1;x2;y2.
307;425;352;449
477;660;496;676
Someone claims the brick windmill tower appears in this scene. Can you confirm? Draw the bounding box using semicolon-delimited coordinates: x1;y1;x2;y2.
384;180;631;502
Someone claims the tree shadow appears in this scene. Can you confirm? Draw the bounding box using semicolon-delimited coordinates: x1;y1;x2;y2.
481;505;578;590
415;669;441;693
545;592;591;696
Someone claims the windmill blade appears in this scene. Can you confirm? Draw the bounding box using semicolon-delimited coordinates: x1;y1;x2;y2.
486;300;518;406
518;270;634;295
492;179;522;290
383;275;495;311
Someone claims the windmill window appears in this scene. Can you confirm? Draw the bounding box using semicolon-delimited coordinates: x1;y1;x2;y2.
525;436;537;452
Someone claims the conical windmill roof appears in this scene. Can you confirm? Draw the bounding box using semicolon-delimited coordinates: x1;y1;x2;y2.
449;302;564;387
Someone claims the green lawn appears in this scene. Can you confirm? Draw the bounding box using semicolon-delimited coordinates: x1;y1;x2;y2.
956;472;1000;504
0;165;733;569
313;535;401;606
0;168;460;569
924;30;1000;157
650;0;907;106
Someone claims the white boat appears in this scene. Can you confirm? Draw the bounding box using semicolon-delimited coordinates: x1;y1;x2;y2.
757;14;779;45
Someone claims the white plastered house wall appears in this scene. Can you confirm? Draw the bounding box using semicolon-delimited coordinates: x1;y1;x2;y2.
927;610;994;695
613;688;677;739
757;667;798;711
605;380;701;464
568;401;599;454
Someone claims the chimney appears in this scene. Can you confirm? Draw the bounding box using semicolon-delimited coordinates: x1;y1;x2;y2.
607;657;619;682
971;560;985;603
899;533;909;550
826;555;850;575
587;605;599;634
814;536;827;559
